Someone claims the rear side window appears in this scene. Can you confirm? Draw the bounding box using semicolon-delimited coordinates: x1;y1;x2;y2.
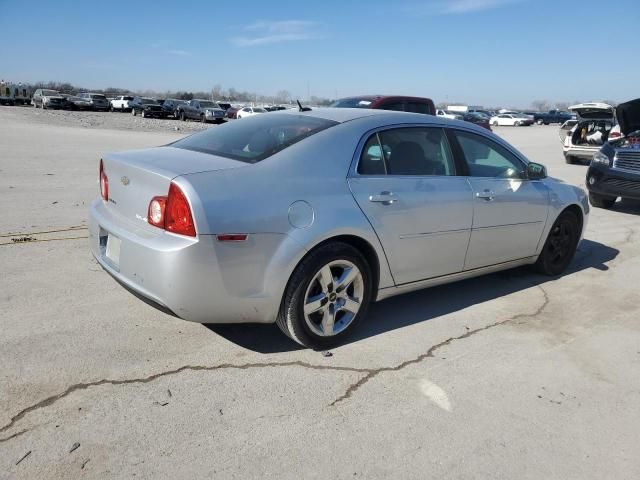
453;130;525;179
173;114;338;163
358;127;455;176
406;102;429;114
378;102;404;112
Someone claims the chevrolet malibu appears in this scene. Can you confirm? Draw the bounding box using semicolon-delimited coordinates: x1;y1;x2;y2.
90;109;589;348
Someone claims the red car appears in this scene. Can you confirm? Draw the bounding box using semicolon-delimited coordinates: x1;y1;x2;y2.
226;106;239;119
331;95;436;116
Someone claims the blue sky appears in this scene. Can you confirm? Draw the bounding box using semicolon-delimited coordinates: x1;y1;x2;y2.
1;0;638;107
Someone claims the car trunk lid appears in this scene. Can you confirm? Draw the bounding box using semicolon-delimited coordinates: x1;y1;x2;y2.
569;102;614;120
101;146;247;227
615;98;640;137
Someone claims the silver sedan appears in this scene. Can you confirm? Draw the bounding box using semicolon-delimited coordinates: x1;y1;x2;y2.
89;108;589;348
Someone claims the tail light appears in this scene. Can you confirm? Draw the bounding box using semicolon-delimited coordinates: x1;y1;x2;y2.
99;159;108;201
609;131;621;140
147;182;196;237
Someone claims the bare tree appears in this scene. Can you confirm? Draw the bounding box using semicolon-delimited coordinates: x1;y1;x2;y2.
555;101;570;111
275;90;291;103
531;100;550;112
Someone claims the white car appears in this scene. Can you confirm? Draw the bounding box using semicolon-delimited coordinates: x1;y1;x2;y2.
110;95;134;112
237;106;268;119
436;109;462;120
562;103;616;164
490;114;533;127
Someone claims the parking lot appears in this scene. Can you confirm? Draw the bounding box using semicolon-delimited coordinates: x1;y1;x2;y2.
1;106;639;479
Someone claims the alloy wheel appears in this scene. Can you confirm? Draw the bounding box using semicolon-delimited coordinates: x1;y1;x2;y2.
303;260;364;337
546;219;575;267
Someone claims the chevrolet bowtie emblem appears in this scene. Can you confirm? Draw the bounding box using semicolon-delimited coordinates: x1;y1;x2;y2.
121;176;130;186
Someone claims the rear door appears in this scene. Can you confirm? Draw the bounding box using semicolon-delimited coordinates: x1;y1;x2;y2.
448;128;549;270
348;126;474;285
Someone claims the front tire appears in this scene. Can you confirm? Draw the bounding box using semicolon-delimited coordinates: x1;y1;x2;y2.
534;210;580;276
132;108;137;116
276;242;373;349
564;154;575;164
589;193;616;209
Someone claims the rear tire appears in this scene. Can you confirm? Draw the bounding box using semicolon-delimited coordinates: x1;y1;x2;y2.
492;120;498;126
181;111;186;121
533;210;580;276
589;193;616;209
132;108;137;116
276;242;373;349
141;110;146;118
564;154;575;164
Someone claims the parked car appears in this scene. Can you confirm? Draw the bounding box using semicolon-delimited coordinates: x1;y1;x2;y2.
159;98;187;119
558;119;579;142
175;99;226;123
436;109;462;120
490;114;533;127
331;95;436;115
461;112;492;131
110;95;134;112
130;97;166;118
226;106;240;119
562;103;615;164
90;109;588;348
533;110;573;125
236;106;268;119
76;93;110;111
32;89;70;109
586;98;640;208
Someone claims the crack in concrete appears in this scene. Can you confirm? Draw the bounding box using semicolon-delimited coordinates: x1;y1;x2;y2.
0;428;29;444
0;361;369;436
0;226;87;238
0;285;551;438
0;236;89;246
329;284;550;406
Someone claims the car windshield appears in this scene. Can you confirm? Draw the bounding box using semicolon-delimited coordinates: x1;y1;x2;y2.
141;98;158;104
172;114;338;163
198;101;215;108
331;98;374;108
91;94;106;99
42;90;59;96
253;108;267;113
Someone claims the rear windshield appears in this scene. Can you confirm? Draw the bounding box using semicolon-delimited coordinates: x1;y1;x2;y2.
91;94;106;99
331;98;374;108
42;90;59;96
173;114;338;163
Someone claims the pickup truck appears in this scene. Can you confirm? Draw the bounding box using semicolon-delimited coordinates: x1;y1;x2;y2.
110;95;134;112
175;99;226;123
533;110;573;125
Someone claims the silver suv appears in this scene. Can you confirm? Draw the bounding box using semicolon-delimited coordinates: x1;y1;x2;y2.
77;92;110;111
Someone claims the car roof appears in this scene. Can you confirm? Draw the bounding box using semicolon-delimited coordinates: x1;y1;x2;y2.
274;107;404;123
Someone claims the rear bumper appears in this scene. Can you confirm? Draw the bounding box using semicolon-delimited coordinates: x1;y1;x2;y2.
586;165;640;200
564;145;598;159
89;199;290;324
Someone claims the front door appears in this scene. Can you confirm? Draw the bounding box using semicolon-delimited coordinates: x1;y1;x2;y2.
449;129;549;270
348;126;474;285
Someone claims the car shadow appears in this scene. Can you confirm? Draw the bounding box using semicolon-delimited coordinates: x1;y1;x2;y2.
204;239;618;353
611;198;640;215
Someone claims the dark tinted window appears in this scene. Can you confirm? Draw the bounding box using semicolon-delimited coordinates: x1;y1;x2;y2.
453;130;525;178
406;102;429;114
359;127;455;176
358;134;386;175
173;114;338;163
378;102;404;112
90;94;106;99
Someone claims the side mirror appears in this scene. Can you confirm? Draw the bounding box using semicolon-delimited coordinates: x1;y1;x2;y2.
527;162;547;180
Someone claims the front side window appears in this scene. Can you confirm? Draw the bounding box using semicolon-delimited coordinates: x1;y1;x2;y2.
173;114;338;163
453;130;525;179
358;127;455;176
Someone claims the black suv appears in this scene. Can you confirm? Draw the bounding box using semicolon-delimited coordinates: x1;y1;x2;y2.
586;98;640;208
130;97;166;118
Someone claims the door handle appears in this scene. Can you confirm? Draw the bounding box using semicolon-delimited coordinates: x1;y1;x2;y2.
476;190;496;200
369;191;398;205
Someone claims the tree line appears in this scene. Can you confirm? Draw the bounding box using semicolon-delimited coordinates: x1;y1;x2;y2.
30;81;334;105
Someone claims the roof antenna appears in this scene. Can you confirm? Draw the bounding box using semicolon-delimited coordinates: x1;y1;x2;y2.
297;99;312;112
